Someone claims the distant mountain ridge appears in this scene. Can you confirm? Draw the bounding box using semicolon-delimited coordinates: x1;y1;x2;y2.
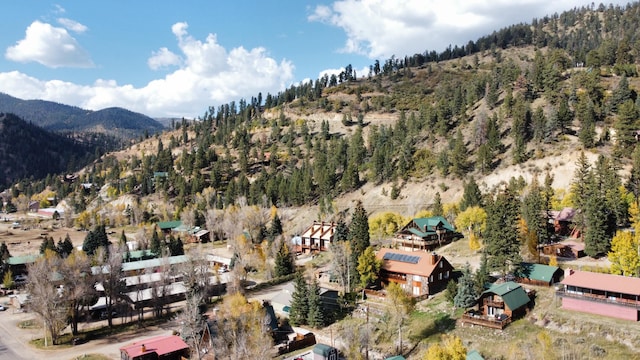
0;93;165;140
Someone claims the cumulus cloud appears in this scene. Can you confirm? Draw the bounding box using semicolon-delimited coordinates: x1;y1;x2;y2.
5;20;93;68
309;0;617;60
148;47;182;70
0;22;294;118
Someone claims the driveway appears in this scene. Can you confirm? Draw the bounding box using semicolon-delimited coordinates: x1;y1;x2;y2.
0;296;179;360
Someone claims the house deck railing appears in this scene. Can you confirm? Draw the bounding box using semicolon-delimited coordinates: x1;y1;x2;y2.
556;290;640;309
483;299;505;308
460;313;511;329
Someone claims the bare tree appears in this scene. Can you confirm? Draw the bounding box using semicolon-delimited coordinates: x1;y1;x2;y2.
59;250;96;335
212;293;274;359
205;209;224;241
330;240;353;294
177;249;211;359
95;244;126;328
26;251;68;346
150;251;173;318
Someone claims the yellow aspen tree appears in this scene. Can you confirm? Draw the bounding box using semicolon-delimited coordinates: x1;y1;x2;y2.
608;230;639;276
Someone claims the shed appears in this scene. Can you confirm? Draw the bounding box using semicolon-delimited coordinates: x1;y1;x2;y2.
313;343;339;360
516;262;563;286
119;334;189;360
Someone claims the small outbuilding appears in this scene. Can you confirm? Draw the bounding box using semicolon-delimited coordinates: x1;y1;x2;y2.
119;334;190;360
313;343;339;360
516;262;563;286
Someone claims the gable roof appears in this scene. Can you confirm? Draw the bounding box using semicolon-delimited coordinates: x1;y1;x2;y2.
517;262;561;283
376;248;449;277
119;335;188;358
398;216;458;238
301;221;336;240
157;220;182;230
7;254;40;265
483;281;530;311
561;270;640;296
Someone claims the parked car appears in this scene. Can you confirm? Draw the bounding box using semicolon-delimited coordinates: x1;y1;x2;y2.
0;305;7;311
99;310;117;320
13;274;27;282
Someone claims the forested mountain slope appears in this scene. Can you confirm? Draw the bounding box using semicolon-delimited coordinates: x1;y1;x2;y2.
0;113;95;188
9;3;640;248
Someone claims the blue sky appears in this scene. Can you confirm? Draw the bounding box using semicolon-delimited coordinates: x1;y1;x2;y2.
0;1;631;118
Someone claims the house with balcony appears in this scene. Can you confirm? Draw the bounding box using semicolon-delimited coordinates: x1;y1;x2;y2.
299;221;336;253
461;281;533;329
375;248;453;297
556;269;640;321
392;216;462;251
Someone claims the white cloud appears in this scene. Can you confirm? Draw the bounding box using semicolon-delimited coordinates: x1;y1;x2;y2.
57;18;88;33
5;20;93;68
148;47;182;70
0;22;294;118
309;0;628;60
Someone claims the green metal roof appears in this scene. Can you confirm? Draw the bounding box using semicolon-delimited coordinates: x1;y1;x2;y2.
157;220;182;230
385;356;406;360
483;281;530;311
413;216;455;232
313;344;337;356
7;254;40;265
407;227;428;237
518;262;561;283
467;350;485;360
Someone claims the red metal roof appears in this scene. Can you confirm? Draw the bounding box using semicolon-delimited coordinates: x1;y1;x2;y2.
375;248;446;277
561;270;640;296
119;335;189;358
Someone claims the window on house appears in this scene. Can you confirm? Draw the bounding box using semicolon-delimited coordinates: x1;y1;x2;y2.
445;271;449;278
439;262;443;268
438;273;442;280
429;275;433;282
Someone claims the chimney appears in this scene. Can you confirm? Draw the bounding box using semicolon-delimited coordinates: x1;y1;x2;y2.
141;344;146;352
564;268;574;278
431;252;438;265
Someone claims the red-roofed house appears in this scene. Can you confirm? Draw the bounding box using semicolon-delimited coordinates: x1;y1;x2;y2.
556;270;640;321
119;334;190;360
299;221;336;253
376;248;453;297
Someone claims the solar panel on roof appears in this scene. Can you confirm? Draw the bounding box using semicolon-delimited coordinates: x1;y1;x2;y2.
383;252;420;264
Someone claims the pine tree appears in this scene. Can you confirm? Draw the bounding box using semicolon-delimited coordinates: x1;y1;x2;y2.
169;235;184;256
484;187;522;277
614;100;638;156
150;226;162;255
432;192;444;217
274;240;295;277
57;234;74;258
307;279;325;328
349;201;370;257
289;271;309;326
40;236;56;255
583;172;612;257
454;263;478;308
475;252;489;293
460;178;483;211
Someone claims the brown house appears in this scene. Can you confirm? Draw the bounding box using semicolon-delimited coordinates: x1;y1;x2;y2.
376;248;453;297
393;217;462;251
299;221;336;253
462;281;533;329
